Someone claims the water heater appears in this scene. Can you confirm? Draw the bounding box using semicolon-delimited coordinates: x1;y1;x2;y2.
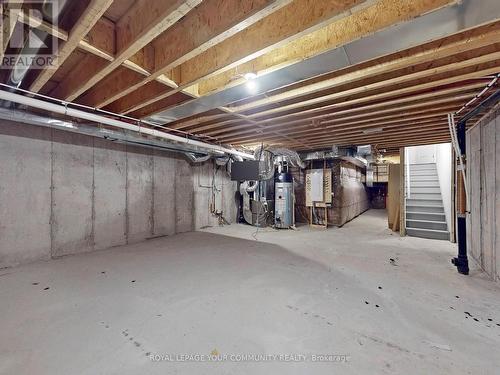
274;171;293;229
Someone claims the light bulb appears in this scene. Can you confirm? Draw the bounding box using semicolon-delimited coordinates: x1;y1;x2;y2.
246;79;258;93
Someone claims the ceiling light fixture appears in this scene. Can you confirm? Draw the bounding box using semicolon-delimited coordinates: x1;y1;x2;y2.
243;72;257;80
244;72;258;93
246;79;258;93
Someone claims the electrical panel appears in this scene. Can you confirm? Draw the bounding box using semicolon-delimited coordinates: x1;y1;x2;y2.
305;169;332;207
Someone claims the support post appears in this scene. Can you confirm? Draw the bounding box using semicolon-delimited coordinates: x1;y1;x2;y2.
451;119;469;275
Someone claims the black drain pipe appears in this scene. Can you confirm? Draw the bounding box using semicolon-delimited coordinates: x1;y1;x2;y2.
452;89;500;275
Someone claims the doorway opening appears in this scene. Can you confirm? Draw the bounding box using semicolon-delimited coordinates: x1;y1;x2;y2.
404;144;453;241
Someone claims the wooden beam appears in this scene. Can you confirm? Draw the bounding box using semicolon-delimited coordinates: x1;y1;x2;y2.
218;104;467;143
169;112;230;129
279;130;453;150
194;0;459;96
126;91;194;119
183;81;486;138
76;21;180;100
117;0;467;122
104;81;176;114
303;136;454;152
313;126;452;142
284;120;452;144
167;32;496;131
79;68;187;112
29;0;114;92
13;10;165;88
79;17;115;60
123;0;373;116
237;65;500;126
126;91;194;118
230;119;452;145
292;131;450;147
161;48;500;136
229;22;500;114
177;0;372;85
51;0;202;101
169;82;481;132
245;133;454;149
211;74;491;145
158;39;499;136
243;120;452;145
75;0;293;109
245;51;500;121
208;97;472;139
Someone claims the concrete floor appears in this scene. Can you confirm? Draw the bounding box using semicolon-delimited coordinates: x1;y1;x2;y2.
1;209;499;375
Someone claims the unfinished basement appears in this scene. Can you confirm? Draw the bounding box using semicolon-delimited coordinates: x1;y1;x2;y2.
1;0;500;374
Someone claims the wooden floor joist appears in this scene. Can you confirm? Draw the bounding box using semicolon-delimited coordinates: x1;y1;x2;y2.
186;79;490;140
29;0;114;92
119;0;461;119
0;0;497;152
49;0;202;101
228;22;500;114
93;0;375;116
171;82;487;132
195;0;460;96
204;97;474;139
81;0;293;109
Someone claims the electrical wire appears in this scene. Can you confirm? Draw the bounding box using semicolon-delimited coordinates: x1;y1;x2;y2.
455;74;499;116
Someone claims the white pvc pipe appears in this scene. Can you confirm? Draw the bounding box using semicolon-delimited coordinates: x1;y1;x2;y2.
0;90;254;160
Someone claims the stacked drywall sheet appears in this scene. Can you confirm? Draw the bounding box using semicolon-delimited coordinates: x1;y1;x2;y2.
293;159;369;226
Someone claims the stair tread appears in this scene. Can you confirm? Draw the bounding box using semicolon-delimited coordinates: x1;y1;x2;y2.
406;227;449;234
407;197;442;200
406;204;444;208
409;185;440;188
406;219;447;224
406;211;445;215
410;193;442;195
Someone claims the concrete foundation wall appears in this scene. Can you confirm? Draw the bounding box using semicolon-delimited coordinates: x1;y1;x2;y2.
466;106;500;282
0;120;237;268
